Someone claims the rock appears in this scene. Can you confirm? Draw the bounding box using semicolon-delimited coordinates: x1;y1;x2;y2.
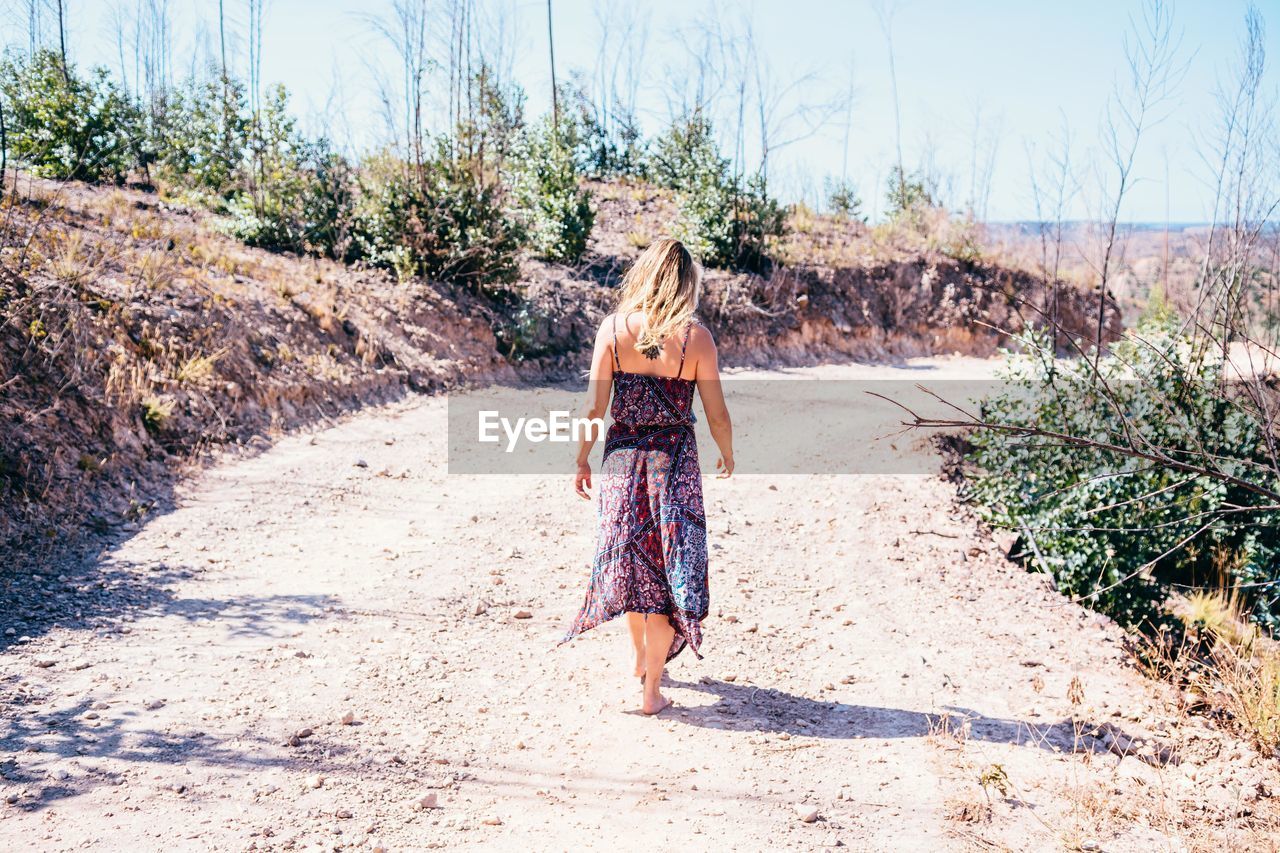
720;673;738;683
513;609;533;619
481;816;503;826
414;792;439;810
473;600;489;616
354;459;368;468
340;711;356;726
308;775;325;789
795;804;819;823
5;792;19;804
70;661;92;671
33;659;55;668
295;727;314;740
144;699;165;711
335;808;353;819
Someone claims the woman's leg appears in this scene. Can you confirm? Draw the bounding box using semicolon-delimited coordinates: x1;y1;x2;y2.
626;612;646;677
641;614;676;714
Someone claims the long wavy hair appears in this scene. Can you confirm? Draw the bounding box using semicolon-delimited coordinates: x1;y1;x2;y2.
615;237;701;358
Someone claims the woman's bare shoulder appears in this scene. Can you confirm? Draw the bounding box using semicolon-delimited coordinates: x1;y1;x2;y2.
688;321;716;350
596;312;619;342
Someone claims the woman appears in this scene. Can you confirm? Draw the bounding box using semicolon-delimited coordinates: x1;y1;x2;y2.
562;237;734;715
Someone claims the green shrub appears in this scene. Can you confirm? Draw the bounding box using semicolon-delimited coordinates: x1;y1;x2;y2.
352;147;522;291
508;116;594;263
824;176;866;222
455;64;526;178
561;80;646;180
884;165;937;228
965;317;1280;629
0;50;141;183
653;113;784;272
152;74;250;198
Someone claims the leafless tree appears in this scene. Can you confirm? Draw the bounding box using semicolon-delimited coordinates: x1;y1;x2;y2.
364;0;433;173
54;0;66;77
545;0;557;132
1025;115;1081;351
1188;3;1277;357
1088;0;1186;364
873;0;906;208
966;100;1002;222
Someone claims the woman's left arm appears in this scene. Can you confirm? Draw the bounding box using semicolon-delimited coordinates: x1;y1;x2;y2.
574;320;614;499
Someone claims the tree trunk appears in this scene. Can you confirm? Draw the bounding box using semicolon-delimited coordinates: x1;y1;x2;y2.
547;0;558;133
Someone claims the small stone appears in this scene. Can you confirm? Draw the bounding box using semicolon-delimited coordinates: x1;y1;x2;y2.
5;792;19;804
354;459;368;468
720;673;738;683
340;711;356;726
414;792;439;810
481;816;502;826
308;775;325;789
295;727;314;740
144;699;165;710
33;659;55;668
70;661;92;671
473;600;488;616
795;804;819;823
513;609;533;619
335;808;353;819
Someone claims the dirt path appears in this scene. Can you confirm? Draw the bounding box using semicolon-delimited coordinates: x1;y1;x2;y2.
2;358;1275;851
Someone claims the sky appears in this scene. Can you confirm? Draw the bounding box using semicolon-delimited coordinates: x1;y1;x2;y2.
13;0;1280;222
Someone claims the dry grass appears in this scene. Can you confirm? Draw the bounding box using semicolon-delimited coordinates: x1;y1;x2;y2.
174;348;225;387
1166;590;1280;757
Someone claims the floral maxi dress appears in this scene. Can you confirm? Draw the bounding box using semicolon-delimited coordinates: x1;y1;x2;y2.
561;322;709;661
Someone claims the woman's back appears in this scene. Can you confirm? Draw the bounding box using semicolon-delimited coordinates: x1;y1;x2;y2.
609;311;696;380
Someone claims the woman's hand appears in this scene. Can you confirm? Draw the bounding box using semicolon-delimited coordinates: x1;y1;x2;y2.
574;462;593;499
715;453;735;479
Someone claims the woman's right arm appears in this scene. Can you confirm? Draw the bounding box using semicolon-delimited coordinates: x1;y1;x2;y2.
574;318;615;499
692;326;734;478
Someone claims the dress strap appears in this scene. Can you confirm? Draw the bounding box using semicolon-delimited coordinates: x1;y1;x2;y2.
610;314;621;370
675;324;692;379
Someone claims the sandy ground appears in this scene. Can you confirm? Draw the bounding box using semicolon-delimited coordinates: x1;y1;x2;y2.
2;356;1278;852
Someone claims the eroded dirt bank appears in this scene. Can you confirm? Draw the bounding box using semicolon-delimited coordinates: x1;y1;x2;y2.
1;358;1273;852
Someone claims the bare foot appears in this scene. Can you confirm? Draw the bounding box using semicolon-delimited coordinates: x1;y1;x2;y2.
641;693;673;715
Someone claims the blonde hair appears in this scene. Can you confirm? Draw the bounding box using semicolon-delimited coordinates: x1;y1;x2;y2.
616;237;701;357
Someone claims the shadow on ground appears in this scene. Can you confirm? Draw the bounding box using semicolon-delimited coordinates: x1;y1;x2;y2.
667;677;1176;765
